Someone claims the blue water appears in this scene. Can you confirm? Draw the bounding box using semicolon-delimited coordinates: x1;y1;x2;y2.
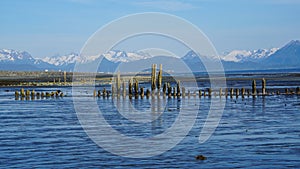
0;86;300;168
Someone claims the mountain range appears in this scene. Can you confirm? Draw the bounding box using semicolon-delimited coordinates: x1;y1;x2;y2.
0;40;299;72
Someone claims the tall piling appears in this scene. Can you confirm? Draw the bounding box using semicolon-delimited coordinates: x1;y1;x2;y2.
252;80;257;96
157;64;162;91
151;64;157;92
262;78;266;95
63;71;67;85
116;71;121;94
176;81;181;96
134;79;139;96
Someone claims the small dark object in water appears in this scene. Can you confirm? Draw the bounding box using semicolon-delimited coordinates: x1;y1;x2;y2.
4;90;9;92
195;155;207;160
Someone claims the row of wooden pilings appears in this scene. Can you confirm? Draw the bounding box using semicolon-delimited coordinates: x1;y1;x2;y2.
94;79;300;98
15;89;64;99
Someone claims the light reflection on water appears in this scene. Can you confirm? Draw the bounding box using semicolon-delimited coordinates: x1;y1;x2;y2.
0;87;299;168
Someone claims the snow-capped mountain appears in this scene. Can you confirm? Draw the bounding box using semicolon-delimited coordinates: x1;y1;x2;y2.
102;50;152;63
0;49;35;63
1;40;299;71
221;48;278;62
42;53;80;66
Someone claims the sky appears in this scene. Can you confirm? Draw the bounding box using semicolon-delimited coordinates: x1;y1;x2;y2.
0;0;300;58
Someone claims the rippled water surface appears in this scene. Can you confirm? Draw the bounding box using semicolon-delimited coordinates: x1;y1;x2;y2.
0;86;300;168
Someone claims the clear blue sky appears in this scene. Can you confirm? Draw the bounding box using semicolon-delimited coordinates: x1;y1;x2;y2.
0;0;300;58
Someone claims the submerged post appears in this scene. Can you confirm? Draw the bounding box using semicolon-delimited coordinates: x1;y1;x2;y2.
208;88;212;97
252;80;257;96
262;78;266;95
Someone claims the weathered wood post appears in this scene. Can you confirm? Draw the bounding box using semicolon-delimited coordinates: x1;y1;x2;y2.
111;86;115;97
140;87;144;98
182;87;186;97
262;78;266;95
167;83;172;97
285;88;289;95
252;80;257;96
146;89;151;98
134;79;139;97
116;71;121;94
247;89;250;97
208;88;212;97
296;87;300;95
230;88;234;98
31;90;35;98
151;64;157;92
241;88;245;98
122;81;126;97
26;90;30;97
176;81;181;97
225;88;228;98
128;79;133;98
219;88;222;97
20;88;25;97
15;91;19;98
41;92;45;98
103;88;107;97
157;64;162;91
163;83;167;96
198;90;202;98
235;88;239;98
173;87;176;98
64;71;67;85
93;90;97;97
98;90;101;97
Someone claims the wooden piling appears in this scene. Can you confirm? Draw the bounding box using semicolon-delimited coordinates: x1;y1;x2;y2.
140;87;144;98
182;87;186;97
219;88;222;97
134;79;139;96
225;88;228;97
151;64;156;91
296;87;300;95
157;64;162;91
167;83;172;97
208;88;212;97
163;83;167;96
122;81;126;97
26;90;30;97
235;88;239;98
146;89;150;98
198;90;202;97
20;88;25;97
252;80;257;96
241;88;245;98
176;81;181;96
93;90;97;97
116;71;121;94
285;88;289;95
230;88;234;98
15;91;19;98
103;88;107;97
262;78;266;95
128;79;133;97
64;71;67;85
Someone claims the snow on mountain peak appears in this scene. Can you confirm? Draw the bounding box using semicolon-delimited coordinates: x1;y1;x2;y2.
102;50;152;63
0;49;34;61
42;53;80;66
221;48;278;62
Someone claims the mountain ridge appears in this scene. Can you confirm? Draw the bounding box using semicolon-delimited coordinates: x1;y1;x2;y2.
1;40;299;72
